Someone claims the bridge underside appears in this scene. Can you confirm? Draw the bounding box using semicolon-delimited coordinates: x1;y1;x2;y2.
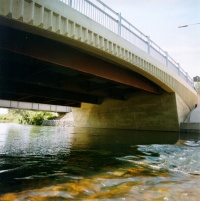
0;25;161;107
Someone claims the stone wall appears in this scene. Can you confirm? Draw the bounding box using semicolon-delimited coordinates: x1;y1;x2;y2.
42;112;74;127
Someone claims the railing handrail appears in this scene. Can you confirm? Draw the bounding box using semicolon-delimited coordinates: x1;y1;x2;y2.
59;0;194;88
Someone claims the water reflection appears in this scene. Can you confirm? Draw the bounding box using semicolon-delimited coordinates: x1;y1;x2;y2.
0;123;199;200
0;123;180;157
0;124;73;156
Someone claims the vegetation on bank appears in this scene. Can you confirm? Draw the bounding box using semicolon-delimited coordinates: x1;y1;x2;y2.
195;82;200;92
0;109;58;125
0;112;21;123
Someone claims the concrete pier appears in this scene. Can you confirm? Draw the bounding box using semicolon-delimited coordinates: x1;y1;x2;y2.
73;92;193;131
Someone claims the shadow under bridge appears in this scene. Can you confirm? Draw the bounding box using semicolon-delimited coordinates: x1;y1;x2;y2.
0;26;161;108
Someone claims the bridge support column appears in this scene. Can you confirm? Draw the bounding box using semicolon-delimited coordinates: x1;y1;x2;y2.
72;92;192;131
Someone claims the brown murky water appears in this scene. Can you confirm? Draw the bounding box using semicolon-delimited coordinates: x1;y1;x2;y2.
0;123;199;200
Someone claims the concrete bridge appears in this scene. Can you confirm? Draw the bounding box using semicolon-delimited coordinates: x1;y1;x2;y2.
0;0;198;131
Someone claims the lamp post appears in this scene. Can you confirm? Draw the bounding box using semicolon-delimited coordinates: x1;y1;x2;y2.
178;22;199;91
178;23;200;28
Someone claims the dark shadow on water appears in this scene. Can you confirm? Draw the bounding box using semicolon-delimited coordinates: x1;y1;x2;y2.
72;127;180;148
180;130;200;141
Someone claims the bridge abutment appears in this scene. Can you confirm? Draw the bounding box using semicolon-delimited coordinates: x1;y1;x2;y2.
72;92;192;131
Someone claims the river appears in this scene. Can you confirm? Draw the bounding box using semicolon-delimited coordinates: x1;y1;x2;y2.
0;123;199;200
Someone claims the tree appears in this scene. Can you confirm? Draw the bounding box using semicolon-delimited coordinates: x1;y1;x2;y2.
18;111;58;125
195;82;200;92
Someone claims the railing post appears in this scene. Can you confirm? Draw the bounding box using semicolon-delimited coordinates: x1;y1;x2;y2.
177;63;180;75
165;51;168;67
69;0;72;7
186;72;189;83
147;36;150;54
58;0;192;88
118;12;121;36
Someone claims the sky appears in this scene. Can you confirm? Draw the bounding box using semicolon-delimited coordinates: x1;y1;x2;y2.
0;108;8;114
102;0;200;79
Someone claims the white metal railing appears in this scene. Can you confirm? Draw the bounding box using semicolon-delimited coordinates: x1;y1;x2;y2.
59;0;194;87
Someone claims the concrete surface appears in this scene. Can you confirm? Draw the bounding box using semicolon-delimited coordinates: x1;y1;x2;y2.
73;92;189;131
180;103;200;132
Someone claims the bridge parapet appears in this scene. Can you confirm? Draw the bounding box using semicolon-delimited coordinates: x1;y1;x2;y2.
59;0;193;87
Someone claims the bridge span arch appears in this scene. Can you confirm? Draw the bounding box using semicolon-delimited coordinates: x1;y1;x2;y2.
0;0;197;131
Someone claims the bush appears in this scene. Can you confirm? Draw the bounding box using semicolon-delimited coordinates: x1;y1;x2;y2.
18;111;58;125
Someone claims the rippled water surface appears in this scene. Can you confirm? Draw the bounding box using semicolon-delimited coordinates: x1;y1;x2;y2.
0;123;199;200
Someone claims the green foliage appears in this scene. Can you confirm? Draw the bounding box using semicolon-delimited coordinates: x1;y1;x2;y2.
18;111;58;125
195;82;200;92
8;109;26;115
0;116;7;120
